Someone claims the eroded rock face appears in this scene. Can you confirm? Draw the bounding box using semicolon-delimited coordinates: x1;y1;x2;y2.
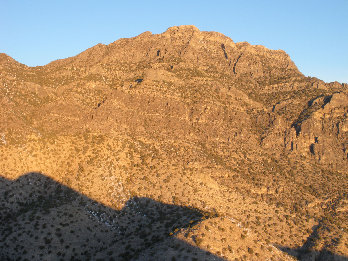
288;92;347;165
262;92;348;171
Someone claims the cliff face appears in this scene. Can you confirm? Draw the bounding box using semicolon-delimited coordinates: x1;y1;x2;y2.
1;25;347;260
263;91;348;170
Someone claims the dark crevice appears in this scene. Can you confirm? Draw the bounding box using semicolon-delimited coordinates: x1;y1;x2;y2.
309;144;315;155
322;95;333;108
291;123;302;137
221;44;228;60
233;54;243;74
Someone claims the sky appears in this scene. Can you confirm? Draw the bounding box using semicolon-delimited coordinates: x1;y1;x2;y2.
1;0;348;83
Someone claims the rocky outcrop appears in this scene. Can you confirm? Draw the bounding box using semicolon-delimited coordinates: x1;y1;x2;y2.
286;92;348;169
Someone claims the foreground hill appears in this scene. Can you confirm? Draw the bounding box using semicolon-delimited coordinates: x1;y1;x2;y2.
0;25;347;260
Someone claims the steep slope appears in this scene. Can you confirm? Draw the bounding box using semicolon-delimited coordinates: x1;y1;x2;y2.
1;25;347;260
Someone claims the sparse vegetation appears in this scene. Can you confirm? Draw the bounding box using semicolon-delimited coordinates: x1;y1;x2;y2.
1;26;347;261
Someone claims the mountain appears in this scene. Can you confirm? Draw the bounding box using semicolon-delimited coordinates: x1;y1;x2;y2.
1;25;347;260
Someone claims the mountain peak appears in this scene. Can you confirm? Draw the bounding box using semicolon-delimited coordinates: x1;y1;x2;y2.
165;25;200;33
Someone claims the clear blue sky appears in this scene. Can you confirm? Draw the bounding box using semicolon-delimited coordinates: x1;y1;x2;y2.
1;0;347;83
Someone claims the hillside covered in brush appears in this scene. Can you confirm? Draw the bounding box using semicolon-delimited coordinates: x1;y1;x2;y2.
1;25;347;260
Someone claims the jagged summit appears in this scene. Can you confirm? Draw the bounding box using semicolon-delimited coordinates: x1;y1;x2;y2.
164;24;200;33
2;25;301;83
16;25;300;87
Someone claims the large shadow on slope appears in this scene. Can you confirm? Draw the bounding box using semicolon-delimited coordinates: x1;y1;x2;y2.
276;245;348;261
0;173;224;261
276;221;348;261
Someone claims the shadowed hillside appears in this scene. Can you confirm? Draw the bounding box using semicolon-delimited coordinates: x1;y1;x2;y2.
1;172;223;260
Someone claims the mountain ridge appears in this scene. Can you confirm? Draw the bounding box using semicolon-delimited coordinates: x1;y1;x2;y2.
1;25;347;260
